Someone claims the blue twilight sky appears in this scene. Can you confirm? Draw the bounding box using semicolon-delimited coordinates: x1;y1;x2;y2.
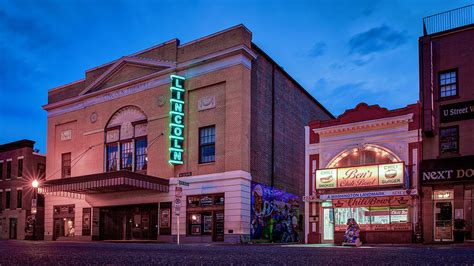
0;0;470;153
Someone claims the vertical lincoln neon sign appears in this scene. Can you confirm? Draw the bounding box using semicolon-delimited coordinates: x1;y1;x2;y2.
169;75;185;165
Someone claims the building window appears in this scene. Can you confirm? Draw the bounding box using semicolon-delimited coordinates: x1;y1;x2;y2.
105;106;148;173
106;144;119;172
18;158;23;178
61;153;72;178
0;162;3;180
6;161;11;179
37;163;46;179
440;127;459;154
199;126;216;164
0;192;3;210
439;70;457;98
120;141;133;171
135;138;147;171
6;191;11;209
17;190;22;209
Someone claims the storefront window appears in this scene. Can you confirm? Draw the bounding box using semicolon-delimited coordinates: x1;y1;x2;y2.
186;193;224;241
334;205;410;231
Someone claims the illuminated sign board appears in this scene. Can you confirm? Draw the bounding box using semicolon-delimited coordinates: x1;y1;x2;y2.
315;162;404;189
169;75;186;165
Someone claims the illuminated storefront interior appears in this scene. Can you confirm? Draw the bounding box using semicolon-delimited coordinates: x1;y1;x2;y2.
317;145;414;243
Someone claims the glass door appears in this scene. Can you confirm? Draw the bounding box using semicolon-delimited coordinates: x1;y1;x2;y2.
322;208;334;242
434;201;453;241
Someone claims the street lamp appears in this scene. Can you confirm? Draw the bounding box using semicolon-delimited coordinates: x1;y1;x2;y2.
31;180;39;240
32;180;39;189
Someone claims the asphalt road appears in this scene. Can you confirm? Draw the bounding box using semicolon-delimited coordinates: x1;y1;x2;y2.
0;241;473;265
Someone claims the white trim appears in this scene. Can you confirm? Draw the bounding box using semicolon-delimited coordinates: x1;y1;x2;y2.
304;126;310;244
0;189;3;192
6;158;12;162
17;156;24;159
313;114;414;136
45;53;253;118
169;170;252;185
177;44;256;70
308;129;421;153
83;129;104;136
16;187;23;191
5;188;11;191
318;189;418;200
0;160;3;163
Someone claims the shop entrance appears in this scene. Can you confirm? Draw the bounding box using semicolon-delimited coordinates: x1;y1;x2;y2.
186;193;225;242
434;201;453;241
99;203;158;240
322;204;334;243
9;218;17;239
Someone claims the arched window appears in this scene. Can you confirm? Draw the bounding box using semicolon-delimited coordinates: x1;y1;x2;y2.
105;106;148;172
327;145;400;168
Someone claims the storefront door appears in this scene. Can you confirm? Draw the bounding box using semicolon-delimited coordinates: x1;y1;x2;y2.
9;218;17;239
322;207;334;242
434;201;453;241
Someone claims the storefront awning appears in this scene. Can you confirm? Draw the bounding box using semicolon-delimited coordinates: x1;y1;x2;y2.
41;170;169;194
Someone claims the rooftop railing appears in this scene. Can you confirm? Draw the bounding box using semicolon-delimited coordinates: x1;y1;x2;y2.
423;4;473;35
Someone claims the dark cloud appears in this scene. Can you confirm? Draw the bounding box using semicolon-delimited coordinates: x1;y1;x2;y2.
308;41;326;57
348;25;408;55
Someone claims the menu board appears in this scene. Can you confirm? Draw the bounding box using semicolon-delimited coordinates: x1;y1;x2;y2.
203;215;212;233
82;208;91;236
160;209;171;228
316;162;404;190
214;212;224;241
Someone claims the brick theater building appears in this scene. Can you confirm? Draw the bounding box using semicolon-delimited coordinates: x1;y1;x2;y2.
0;140;46;240
419;5;474;243
41;25;332;242
304;103;422;244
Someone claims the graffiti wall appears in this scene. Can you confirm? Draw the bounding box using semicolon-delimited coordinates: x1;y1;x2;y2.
250;182;301;242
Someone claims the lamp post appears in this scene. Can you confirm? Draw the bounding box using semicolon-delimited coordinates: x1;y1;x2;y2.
31;180;39;240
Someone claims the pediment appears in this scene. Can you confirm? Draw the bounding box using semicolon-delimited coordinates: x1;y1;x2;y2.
80;56;175;95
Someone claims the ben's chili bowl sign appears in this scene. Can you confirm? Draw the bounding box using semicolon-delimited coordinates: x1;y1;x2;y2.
315;162;404;189
332;196;412;208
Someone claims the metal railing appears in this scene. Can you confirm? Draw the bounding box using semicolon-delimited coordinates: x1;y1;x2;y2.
423;4;473;35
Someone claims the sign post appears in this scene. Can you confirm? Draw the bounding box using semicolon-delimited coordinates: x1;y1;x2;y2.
175;184;182;245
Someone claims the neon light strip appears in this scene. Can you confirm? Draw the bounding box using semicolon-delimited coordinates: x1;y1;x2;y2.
170;75;185;80
169;135;184;140
168;160;184;165
170;87;185;92
170;111;184;116
170;123;184;128
169;147;184;152
170;98;185;104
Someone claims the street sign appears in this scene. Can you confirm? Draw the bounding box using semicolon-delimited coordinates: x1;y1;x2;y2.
175;186;183;198
178;180;189;186
175;198;182;207
178;172;192;177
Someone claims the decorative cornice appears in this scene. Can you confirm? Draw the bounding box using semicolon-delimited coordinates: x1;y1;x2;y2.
313;114;414;136
44;49;253;117
79;56;176;96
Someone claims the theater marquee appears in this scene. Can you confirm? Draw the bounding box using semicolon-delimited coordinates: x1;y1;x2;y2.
315;162;404;189
169;75;186;165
